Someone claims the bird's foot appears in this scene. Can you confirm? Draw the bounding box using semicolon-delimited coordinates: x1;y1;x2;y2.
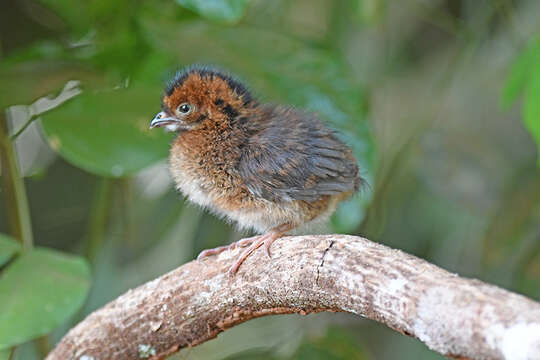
196;235;261;260
228;223;292;275
197;224;292;275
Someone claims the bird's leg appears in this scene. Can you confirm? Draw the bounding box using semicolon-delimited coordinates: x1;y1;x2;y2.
228;223;293;275
196;235;261;260
264;223;293;257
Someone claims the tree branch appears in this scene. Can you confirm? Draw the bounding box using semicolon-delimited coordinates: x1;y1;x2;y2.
46;235;540;360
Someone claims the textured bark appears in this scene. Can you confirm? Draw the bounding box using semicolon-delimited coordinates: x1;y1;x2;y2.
46;235;540;360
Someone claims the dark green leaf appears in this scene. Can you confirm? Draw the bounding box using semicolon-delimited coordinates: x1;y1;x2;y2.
40;83;172;177
35;0;151;78
0;234;21;268
523;64;540;165
0;61;96;109
37;0;91;33
0;38;107;109
176;0;250;23
0;248;91;349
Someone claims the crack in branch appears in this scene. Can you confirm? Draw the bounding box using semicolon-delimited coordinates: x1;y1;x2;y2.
316;240;335;285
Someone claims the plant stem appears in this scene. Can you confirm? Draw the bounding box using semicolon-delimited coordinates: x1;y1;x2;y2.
117;178;135;246
84;178;113;263
0;110;33;251
35;335;50;359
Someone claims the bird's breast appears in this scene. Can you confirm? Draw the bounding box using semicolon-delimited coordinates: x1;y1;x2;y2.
168;136;251;211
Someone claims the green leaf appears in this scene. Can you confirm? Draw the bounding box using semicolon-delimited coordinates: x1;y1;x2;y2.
40;83;172;177
523;64;540;165
0;38;106;110
501;38;540;165
0;348;9;360
0;248;91;349
501;39;540;109
0;60;95;109
176;0;250;23
38;0;152;78
37;0;92;33
0;234;21;268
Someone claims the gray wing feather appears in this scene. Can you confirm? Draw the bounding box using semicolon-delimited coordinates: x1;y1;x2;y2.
238;107;359;202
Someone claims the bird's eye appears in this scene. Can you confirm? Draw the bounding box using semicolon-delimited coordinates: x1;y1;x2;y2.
177;103;192;115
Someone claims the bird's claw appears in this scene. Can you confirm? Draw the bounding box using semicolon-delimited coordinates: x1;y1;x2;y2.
196;236;260;261
197;245;228;260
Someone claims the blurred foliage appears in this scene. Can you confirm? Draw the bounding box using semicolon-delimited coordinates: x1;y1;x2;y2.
503;37;540;166
223;327;369;360
177;0;251;24
290;327;369;360
223;349;279;360
0;0;539;359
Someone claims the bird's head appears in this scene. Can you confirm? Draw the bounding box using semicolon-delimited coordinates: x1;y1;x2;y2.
150;66;254;132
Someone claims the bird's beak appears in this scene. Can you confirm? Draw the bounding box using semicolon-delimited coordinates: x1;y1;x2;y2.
150;112;179;129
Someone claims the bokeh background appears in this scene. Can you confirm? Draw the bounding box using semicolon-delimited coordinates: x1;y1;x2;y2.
1;0;540;359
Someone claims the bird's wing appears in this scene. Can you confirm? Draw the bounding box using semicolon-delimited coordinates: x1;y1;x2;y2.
238;107;360;202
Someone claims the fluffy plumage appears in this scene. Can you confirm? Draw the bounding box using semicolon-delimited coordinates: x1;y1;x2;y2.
150;65;363;274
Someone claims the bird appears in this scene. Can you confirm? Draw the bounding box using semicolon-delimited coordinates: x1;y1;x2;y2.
150;65;363;274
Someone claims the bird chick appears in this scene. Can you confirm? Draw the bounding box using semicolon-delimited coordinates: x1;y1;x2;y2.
150;66;362;274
